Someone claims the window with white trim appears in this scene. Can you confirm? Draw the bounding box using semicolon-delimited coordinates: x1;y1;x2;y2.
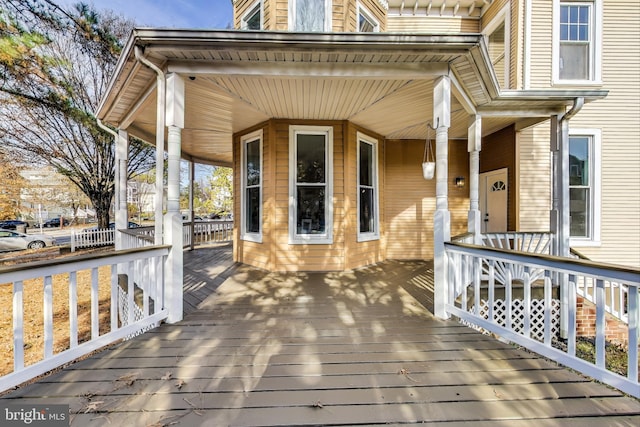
241;130;262;242
289;0;331;31
357;132;379;241
289;125;333;244
483;5;510;89
568;129;600;245
554;0;601;83
241;1;262;30
358;3;379;32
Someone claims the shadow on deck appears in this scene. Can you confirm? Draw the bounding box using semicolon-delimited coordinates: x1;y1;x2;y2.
2;244;639;426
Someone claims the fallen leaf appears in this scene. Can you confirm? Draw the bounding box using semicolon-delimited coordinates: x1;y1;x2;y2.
161;371;172;380
175;379;185;389
83;400;104;413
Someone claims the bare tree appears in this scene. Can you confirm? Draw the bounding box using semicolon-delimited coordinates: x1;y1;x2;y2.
0;0;154;228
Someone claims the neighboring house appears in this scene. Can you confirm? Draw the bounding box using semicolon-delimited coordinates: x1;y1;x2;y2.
96;0;639;272
19;167;81;222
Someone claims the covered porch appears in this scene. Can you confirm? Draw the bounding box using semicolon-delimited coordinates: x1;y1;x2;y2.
3;246;639;425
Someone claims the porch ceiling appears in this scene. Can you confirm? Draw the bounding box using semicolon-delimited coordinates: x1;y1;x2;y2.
98;30;607;167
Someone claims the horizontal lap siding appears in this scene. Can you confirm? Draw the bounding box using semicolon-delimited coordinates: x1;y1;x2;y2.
517;123;551;232
387;17;479;33
384;139;468;260
345;124;385;270
568;2;640;265
273;120;345;271
529;1;552;88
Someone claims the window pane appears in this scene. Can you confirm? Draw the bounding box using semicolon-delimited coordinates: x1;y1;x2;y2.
569;136;589;186
560;43;589;80
246;139;260;186
359;14;375;32
296;0;325;31
297;186;325;234
246;187;260;233
297;134;326;183
360;188;374;233
245;8;261;30
359;142;373;186
570;188;589;237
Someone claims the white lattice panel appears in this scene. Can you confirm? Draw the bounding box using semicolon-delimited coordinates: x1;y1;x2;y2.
464;298;561;342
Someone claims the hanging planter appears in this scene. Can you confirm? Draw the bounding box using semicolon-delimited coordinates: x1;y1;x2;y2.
422;125;435;180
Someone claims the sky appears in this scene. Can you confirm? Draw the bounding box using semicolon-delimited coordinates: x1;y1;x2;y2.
54;0;234;29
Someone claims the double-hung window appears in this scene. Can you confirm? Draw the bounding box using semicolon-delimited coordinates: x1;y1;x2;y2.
357;133;379;241
290;0;331;31
554;0;601;83
241;130;262;242
568;130;600;245
358;4;379;32
241;1;262;30
289;125;333;244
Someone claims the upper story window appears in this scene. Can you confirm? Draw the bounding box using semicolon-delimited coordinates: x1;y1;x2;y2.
289;125;333;244
357;133;380;241
553;0;602;84
241;130;263;243
483;5;510;89
290;0;332;31
569;129;601;245
358;4;379;32
242;1;262;30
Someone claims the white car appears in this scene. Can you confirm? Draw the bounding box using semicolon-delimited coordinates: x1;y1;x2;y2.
0;229;57;252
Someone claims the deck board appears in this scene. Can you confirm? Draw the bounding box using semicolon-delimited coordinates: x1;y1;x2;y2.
2;246;639;426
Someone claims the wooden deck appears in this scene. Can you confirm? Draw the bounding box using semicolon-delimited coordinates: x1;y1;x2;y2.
2;245;639;426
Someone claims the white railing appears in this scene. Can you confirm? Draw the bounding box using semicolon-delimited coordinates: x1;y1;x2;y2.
570;248;629;324
183;220;233;248
0;246;170;392
445;241;639;398
70;228;115;251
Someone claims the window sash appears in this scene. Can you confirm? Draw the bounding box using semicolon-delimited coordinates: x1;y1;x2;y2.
557;2;594;81
357;133;379;240
241;131;262;242
358;5;379;32
292;0;329;31
289;126;333;243
569;135;592;239
242;1;262;30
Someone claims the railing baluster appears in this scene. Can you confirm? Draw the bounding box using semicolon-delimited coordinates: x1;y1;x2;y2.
43;275;53;359
69;272;78;348
110;265;118;332
91;268;99;339
544;271;552;346
595;278;606;369
523;267;531;338
628;285;638;382
568;274;577;357
474;257;481;316
127;261;135;325
13;280;24;371
505;269;512;330
488;260;495;323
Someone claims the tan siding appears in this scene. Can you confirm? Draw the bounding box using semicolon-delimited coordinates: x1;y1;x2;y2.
511;0;522;89
386;17;479;33
481;125;517;231
517;123;551;232
275;0;289;30
482;0;510;28
566;2;640;266
332;0;347;32
384;140;468;260
528;1;552;88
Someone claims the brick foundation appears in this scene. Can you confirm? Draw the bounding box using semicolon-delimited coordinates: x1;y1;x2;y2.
576;296;630;347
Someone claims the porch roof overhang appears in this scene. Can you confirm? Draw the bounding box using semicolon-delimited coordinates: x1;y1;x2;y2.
96;30;608;167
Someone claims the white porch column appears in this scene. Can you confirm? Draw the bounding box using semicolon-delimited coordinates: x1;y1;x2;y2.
115;129;129;250
468;115;482;245
551;114;571;338
164;73;185;323
433;75;452;319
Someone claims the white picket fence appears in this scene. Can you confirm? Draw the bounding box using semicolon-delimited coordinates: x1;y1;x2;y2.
0;246;170;392
445;241;639;397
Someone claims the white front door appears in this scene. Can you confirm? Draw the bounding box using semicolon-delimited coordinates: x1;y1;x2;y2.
480;168;508;233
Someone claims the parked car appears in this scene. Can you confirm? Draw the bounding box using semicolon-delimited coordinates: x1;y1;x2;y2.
83;221;140;232
0;220;29;230
42;217;70;228
0;229;56;252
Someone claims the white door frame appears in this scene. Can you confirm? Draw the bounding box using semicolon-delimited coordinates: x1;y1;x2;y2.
480;168;509;233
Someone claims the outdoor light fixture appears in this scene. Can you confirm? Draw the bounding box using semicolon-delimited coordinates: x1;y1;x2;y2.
455;176;465;188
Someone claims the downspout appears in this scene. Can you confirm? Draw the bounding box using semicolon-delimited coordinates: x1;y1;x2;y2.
134;46;165;245
96;117;122;234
